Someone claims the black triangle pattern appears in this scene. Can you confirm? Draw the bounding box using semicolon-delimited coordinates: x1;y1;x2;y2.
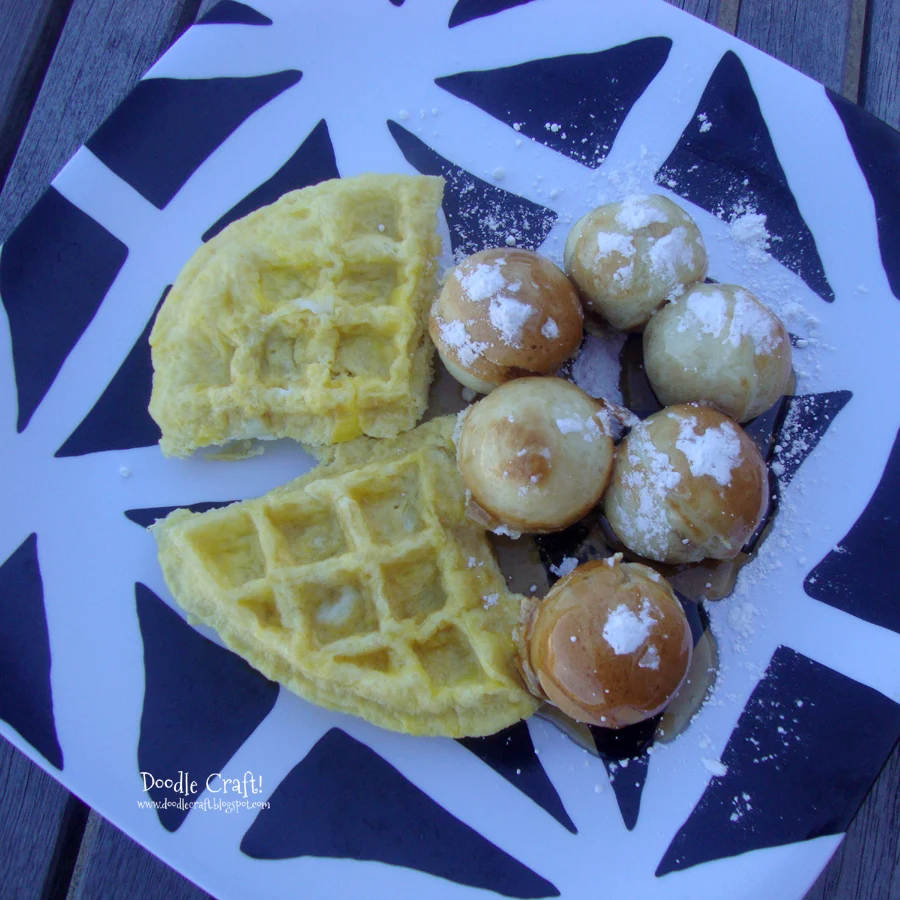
136;583;279;832
197;1;273;25
0;534;63;769
805;418;900;635
389;120;556;257
125;500;236;530
656;646;900;875
240;727;559;897
771;390;852;487
55;288;169;457
0;187;128;433
655;51;834;303
87;71;302;209
203;119;339;241
436;38;671;168
448;0;538;28
458;720;577;833
827;90;900;301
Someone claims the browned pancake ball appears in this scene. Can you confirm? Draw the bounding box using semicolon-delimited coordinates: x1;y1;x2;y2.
564;194;707;331
519;558;692;728
604;404;769;564
430;248;583;393
643;283;793;422
456;377;614;534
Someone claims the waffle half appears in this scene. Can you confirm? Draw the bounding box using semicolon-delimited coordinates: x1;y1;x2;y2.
151;417;539;737
149;174;444;457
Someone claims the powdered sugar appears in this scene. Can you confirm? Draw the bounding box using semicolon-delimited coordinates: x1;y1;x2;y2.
555;415;603;442
603;599;656;655
458;262;507;302
647;226;694;280
727;290;781;352
549;557;579;579
678;290;729;337
489;294;535;346
616;194;667;230
596;231;636;259
541;318;559;339
675;415;743;486
638;644;661;669
438;318;489;368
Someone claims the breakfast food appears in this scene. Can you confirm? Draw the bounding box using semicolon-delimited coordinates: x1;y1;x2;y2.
151;416;539;738
643;283;793;422
456;377;615;535
430;248;583;393
564;194;707;331
604;404;768;564
149;173;444;457
518;557;692;728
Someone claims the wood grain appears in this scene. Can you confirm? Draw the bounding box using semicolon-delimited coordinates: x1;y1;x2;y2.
67;812;212;900
842;0;868;101
804;740;900;900
0;0;201;244
662;0;722;26
861;0;900;128
0;737;88;900
735;0;853;92
0;0;74;191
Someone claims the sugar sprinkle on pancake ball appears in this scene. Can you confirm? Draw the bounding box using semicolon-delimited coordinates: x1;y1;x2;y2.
643;283;793;422
604;404;768;564
564;194;707;331
456;377;614;534
519;557;692;728
430;248;583;393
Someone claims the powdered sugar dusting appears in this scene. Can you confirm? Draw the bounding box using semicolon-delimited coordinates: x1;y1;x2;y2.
438;318;489;368
727;290;781;352
678;290;729;337
647;226;694;281
616;423;681;555
541;318;559;339
459;262;507;302
675;415;743;486
489;294;535;347
549;557;579;579
603;599;656;655
616;194;667;230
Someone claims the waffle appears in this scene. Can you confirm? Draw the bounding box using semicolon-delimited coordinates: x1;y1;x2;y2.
149;174;444;457
151;417;539;737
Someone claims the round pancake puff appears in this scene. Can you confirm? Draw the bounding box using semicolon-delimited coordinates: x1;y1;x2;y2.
643;283;793;423
518;557;693;728
430;248;583;394
456;377;615;535
564;194;707;331
604;403;769;565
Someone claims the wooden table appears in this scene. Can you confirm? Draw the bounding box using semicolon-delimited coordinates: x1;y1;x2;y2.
1;0;898;897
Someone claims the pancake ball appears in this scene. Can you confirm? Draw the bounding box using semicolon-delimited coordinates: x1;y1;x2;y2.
564;194;707;331
430;248;583;393
604;404;768;564
643;283;792;422
519;557;692;728
456;377;614;534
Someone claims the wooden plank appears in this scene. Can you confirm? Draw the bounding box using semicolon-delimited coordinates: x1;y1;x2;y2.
842;0;868;101
0;0;202;244
717;0;740;34
861;0;900;129
0;0;73;191
804;740;900;900
735;0;853;92
67;812;212;900
0;737;89;899
663;0;723;26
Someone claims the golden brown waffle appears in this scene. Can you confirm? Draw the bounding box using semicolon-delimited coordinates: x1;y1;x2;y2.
151;417;539;737
149;174;444;457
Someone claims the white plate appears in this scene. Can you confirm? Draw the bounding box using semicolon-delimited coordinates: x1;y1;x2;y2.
2;1;900;898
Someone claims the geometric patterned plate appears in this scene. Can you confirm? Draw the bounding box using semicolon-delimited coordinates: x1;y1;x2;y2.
1;1;899;898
